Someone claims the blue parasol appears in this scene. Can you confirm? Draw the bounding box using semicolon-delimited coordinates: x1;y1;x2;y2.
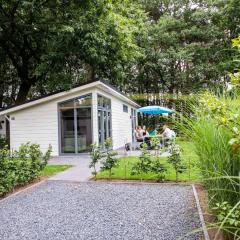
137;106;174;115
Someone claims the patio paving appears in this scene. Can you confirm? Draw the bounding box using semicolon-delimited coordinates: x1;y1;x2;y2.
0;181;203;240
48;154;99;182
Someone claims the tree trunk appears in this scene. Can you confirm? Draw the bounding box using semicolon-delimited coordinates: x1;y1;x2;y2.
86;64;95;81
94;165;97;180
15;81;32;104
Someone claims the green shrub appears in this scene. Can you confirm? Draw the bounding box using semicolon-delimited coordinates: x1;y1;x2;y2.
0;143;52;196
213;201;240;239
150;156;166;181
167;144;186;182
0;137;8;149
131;143;152;180
101;138;118;179
89;143;104;179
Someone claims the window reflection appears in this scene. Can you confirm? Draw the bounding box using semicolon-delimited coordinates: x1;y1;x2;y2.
97;94;112;146
59;94;92;153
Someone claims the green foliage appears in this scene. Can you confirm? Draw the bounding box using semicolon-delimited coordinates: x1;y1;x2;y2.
1;0;239;107
132;143;167;181
131;143;152;179
212;201;240;239
98;140;200;181
150;137;160;155
127;0;239;98
150;157;166;182
180;49;240;236
101;138;118;178
0;137;7;149
182;103;240;205
167;144;186;182
89;143;104;179
0;0;146;105
0;143;52;196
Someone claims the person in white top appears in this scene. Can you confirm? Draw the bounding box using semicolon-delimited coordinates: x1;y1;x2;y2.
161;125;175;146
162;125;175;139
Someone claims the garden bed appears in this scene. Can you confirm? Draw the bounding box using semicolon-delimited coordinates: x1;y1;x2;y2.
97;156;200;181
195;184;226;240
97;141;201;182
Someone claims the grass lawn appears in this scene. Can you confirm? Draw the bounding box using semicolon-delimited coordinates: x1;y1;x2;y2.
97;140;202;182
40;165;73;177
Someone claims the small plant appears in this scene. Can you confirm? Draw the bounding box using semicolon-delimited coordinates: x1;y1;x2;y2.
0;137;7;149
150;137;160;156
212;201;240;239
167;144;186;182
89;143;104;179
131;143;152;180
150;157;166;182
101;138;118;179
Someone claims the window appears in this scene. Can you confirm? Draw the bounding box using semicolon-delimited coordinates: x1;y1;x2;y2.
97;95;112;146
98;95;111;110
123;104;128;113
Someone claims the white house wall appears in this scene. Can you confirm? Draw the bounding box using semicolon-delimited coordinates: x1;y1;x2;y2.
9;88;96;156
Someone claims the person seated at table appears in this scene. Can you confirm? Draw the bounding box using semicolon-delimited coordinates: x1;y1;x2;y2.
142;125;151;148
161;125;176;145
135;126;143;142
162;125;173;138
142;125;149;137
134;126;151;149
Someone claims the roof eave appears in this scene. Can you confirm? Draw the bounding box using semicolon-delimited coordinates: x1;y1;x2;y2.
0;81;140;116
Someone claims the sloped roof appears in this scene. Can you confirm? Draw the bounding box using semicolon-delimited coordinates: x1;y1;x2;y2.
0;80;140;115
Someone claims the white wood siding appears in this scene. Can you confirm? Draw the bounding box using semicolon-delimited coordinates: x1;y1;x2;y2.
10;101;59;155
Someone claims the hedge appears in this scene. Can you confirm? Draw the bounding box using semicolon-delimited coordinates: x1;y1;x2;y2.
0;143;52;196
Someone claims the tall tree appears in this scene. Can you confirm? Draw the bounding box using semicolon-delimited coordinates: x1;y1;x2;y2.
0;0;145;106
127;0;240;97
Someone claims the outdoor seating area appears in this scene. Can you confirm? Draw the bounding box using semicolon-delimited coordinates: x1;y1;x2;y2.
130;124;176;151
127;105;176;153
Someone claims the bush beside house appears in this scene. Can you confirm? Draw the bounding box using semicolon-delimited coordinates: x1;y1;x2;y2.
0;143;52;196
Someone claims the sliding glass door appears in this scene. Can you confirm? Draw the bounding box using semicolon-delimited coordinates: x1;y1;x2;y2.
76;108;92;153
98;95;112;146
59;95;92;154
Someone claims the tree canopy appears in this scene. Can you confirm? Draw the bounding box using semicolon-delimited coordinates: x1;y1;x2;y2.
0;0;239;107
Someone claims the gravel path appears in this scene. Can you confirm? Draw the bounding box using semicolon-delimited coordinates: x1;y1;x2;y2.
0;181;203;240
